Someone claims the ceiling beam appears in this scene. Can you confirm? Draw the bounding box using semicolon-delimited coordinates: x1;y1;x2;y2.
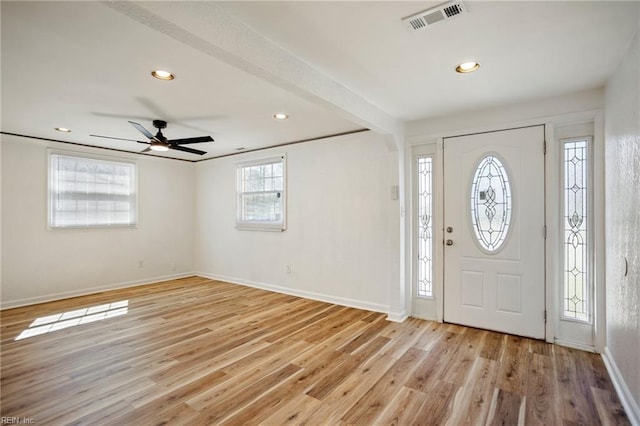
104;1;401;137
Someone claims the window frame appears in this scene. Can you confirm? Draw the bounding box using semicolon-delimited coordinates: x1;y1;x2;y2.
47;149;138;230
235;154;287;232
415;154;434;299
559;136;593;324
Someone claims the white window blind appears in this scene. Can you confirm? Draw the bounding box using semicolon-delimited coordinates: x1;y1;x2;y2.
236;155;286;231
49;152;137;228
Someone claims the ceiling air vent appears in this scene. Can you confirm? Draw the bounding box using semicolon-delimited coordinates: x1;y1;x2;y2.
402;1;467;32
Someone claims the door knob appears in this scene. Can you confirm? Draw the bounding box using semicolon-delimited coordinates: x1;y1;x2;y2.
446;239;454;246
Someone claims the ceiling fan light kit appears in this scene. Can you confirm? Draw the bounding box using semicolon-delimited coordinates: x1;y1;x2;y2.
149;142;169;152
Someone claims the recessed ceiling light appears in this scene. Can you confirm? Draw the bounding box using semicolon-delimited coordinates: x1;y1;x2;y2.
455;61;480;73
55;127;71;133
151;70;175;80
273;113;288;120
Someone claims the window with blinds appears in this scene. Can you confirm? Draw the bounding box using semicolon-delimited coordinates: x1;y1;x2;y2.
49;152;137;228
236;155;286;231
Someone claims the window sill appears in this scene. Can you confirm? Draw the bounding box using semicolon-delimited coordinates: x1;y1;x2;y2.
48;223;138;231
236;223;285;232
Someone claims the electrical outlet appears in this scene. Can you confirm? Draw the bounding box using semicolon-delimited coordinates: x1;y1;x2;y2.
286;264;291;274
138;260;144;268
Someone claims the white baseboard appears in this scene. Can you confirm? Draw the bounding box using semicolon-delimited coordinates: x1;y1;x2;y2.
386;311;408;323
196;271;388;315
602;346;640;426
553;338;596;353
0;272;194;310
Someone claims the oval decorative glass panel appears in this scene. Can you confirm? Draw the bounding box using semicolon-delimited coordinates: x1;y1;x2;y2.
470;155;512;252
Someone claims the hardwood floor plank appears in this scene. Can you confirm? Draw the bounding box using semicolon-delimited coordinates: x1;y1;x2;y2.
495;335;531;395
410;379;458;425
340;347;428;424
299;352;399;425
576;349;617;393
0;277;629;425
126;367;229;409
191;363;302;424
262;304;341;343
67;400;133;426
486;388;522;426
445;357;498;425
376;386;429;426
259;393;321;425
591;387;631;426
337;315;389;354
301;307;370;344
525;352;561;425
439;327;486;385
411;320;446;352
221;346;349;425
405;331;462;392
480;331;505;361
222;339;310;377
555;345;602;425
305;335;390;401
113;371;228;424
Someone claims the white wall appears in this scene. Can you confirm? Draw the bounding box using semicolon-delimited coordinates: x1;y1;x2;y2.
0;135;195;308
406;87;604;141
195;131;399;313
604;30;640;424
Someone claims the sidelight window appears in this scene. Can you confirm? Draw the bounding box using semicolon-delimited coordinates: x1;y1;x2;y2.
562;138;591;322
416;156;433;297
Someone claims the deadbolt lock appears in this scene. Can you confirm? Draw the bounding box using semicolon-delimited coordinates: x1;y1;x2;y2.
446;226;453;233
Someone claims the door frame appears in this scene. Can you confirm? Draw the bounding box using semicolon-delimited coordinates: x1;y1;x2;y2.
442;125;546;339
408;110;605;351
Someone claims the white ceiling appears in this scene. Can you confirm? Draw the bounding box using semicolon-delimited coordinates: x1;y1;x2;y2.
2;1;638;161
221;1;639;120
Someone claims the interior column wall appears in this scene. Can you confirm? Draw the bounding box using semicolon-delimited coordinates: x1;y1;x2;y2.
603;30;640;423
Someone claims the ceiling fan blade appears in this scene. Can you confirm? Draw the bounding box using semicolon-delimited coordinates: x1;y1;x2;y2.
128;121;155;140
137;141;151;145
169;136;214;145
141;147;152;153
169;145;207;155
90;134;146;143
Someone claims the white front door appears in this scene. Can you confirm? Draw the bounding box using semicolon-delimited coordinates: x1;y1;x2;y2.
443;126;545;339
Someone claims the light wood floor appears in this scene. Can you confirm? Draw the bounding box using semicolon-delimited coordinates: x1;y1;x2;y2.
0;277;629;425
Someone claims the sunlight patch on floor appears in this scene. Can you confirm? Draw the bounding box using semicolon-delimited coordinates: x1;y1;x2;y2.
14;300;129;340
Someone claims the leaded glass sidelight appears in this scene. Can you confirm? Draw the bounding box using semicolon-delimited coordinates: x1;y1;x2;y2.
416;156;433;297
563;139;590;321
470;155;512;253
